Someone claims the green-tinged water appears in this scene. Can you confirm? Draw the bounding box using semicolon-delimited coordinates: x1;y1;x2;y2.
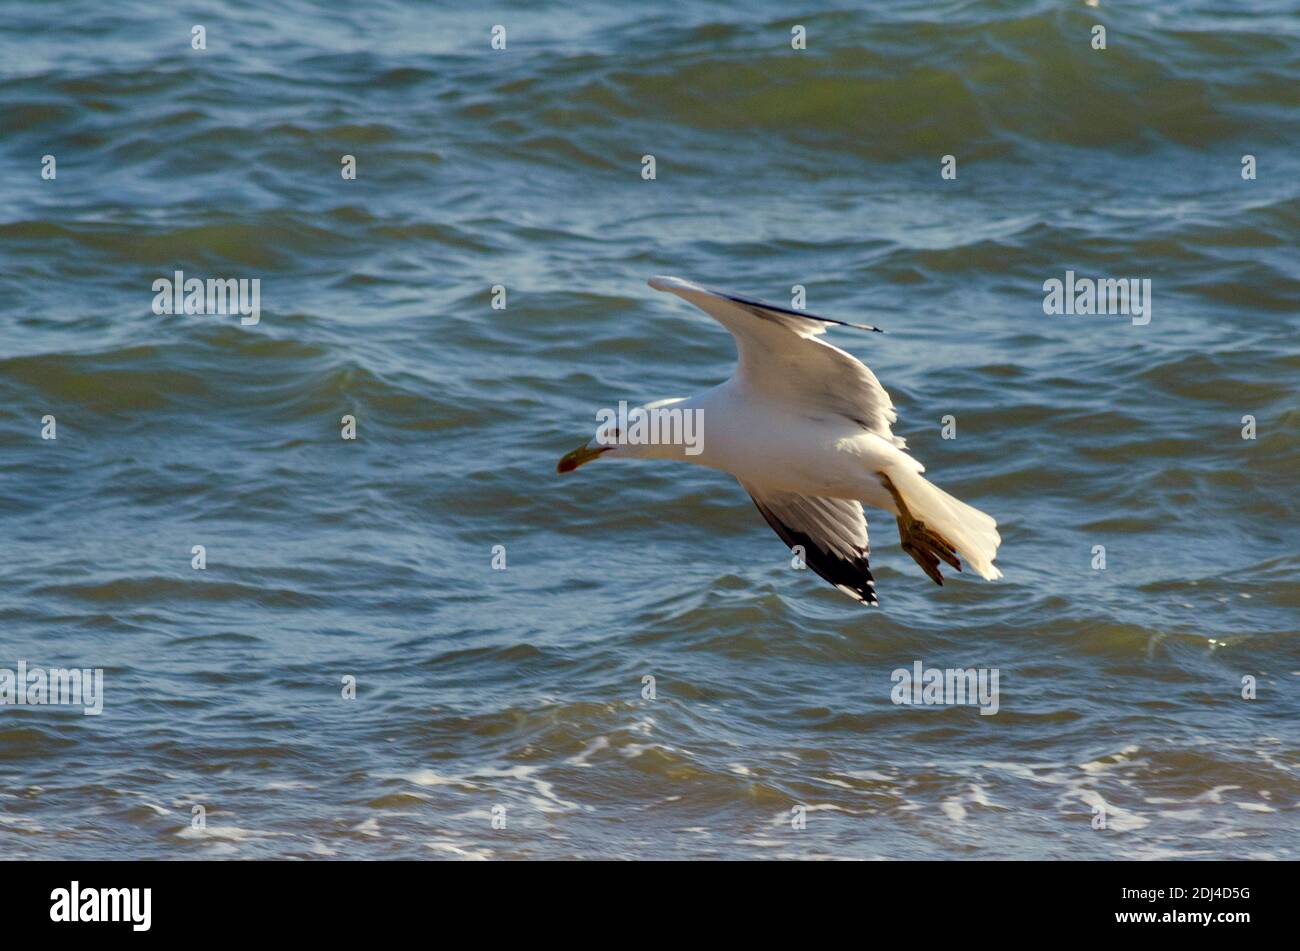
0;0;1297;859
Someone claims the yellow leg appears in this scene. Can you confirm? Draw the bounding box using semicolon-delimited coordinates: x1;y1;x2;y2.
878;472;962;586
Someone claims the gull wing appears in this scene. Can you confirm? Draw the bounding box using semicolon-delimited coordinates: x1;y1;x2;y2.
648;275;904;447
740;480;877;606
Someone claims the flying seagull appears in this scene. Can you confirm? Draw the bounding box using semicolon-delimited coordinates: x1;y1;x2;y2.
557;276;1002;605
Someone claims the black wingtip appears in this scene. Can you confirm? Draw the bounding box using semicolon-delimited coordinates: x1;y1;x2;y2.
749;496;878;607
715;287;884;335
842;584;879;606
832;318;883;334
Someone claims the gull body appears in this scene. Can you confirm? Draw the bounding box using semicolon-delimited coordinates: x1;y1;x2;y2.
638;386;904;510
558;276;1002;605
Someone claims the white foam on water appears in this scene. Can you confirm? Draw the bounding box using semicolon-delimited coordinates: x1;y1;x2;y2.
736;837;784;849
426;840;491;860
941;798;968;822
177;824;274;842
768;803;851;826
1079;745;1142;775
564;735;609;767
1156;809;1205;821
477;764;587;813
1074;789;1148;832
394;768;480;789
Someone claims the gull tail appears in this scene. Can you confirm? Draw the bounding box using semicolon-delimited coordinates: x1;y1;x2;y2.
880;468;1002;583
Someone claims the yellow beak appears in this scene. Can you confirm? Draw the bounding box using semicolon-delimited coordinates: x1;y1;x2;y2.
557;442;610;474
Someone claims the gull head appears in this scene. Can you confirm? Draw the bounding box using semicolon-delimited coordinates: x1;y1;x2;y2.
558;401;695;474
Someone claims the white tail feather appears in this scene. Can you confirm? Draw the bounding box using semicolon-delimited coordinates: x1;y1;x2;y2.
887;467;1002;580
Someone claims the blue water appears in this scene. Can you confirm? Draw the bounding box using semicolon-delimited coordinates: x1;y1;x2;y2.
0;0;1297;859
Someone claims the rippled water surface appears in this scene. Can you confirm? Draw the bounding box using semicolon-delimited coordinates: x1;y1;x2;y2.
1;0;1297;859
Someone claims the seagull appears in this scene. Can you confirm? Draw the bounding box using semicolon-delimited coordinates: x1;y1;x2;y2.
557;276;1002;605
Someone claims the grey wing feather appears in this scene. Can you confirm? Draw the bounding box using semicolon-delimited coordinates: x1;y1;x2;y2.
649;276;905;448
741;481;878;606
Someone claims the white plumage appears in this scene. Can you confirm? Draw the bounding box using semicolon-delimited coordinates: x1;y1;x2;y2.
557;275;1002;605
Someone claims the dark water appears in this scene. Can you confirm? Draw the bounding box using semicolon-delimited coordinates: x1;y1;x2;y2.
1;0;1297;859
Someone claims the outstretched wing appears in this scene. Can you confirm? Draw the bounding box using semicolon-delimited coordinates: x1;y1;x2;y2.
648;275;904;447
740;480;877;606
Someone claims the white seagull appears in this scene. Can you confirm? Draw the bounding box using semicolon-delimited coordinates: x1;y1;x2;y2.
557;276;1002;605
